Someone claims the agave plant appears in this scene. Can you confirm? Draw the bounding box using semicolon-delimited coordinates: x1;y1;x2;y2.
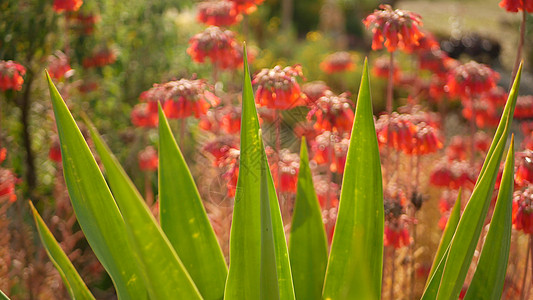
3;51;521;300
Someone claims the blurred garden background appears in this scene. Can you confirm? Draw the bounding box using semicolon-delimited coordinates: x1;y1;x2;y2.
1;0;533;299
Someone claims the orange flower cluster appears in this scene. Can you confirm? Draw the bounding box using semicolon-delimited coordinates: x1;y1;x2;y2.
446;61;499;100
445;132;491;161
308;90;354;133
131;103;158;128
138;146;158;171
314;176;340;209
499;0;533;12
253;65;307;110
513;187;533;234
67;12;99;35
0;60;26;91
302;81;329;103
514;95;533;119
82;47;116;68
47;51;73;80
430;159;476;190
312;132;349;174
203;136;239;166
363;5;424;52
462;100;501;128
372;56;400;81
0;151;16;203
272;149;300;193
197;1;241;27
376;113;442;155
53;0;83;13
516;151;533;186
140;79;220;119
188;26;244;70
220;107;241;134
229;0;264;14
320;51;355;74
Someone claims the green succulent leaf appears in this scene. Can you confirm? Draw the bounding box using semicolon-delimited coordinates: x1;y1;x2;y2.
29;201;95;300
464;137;515;300
88;115;202;299
225;46;294;300
0;289;9;300
289;137;328;300
436;64;522;300
158;104;227;299
46;72;147;300
322;58;384;299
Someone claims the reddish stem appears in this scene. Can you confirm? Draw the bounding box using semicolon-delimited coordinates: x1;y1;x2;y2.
520;238;531;300
387;51;395;114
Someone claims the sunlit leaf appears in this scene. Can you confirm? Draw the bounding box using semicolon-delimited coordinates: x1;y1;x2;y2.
322;58;384;299
436;64;522;300
47;72;147;300
88;116;202;299
29;201;95;300
464;137;515;300
289;137;328;300
158;104;227;299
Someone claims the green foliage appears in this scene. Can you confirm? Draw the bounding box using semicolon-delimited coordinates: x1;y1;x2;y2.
38;58;520;300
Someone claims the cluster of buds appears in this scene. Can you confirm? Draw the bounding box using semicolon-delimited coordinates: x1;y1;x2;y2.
499;0;533;12
131;103;158;128
307;90;354;133
319;52;355;74
514;95;533;119
363;4;424;52
311;131;349;174
430;159;476;190
53;0;83;13
271;149;300;193
253;65;307;110
302;81;329;103
0;60;26;91
0;149;16;203
138;146;158;171
140;79;220;119
197;1;242;27
82;47;116;68
203;136;239;167
314;176;340;209
188;26;244;70
512;187;533;234
47;51;73;80
446;61;499;100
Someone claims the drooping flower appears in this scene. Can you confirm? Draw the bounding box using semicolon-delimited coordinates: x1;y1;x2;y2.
405;31;440;53
308;90;354;134
229;0;264;14
47;51;73;80
311;131;349;174
53;0;83;13
320;51;355;74
0;60;26;91
516;150;533;187
512;187;533;234
514;95;533;120
220;107;241;134
197;1;241;27
445;132;491;161
203;136;239;166
363;4;424;52
82;47;116;68
407;122;443;155
271;149;300;193
253;65;307;110
49;136;62;163
138;146;158;171
141;79;220;119
384;222;411;248
462;100;502;128
187;27;241;70
375;113;416;153
430;159;476;190
499;0;533;13
131;103;158;128
314;176;340;208
446;61;499;100
0;168;17;203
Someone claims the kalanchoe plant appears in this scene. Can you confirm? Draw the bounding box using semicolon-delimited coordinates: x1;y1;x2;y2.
5;51;522;300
